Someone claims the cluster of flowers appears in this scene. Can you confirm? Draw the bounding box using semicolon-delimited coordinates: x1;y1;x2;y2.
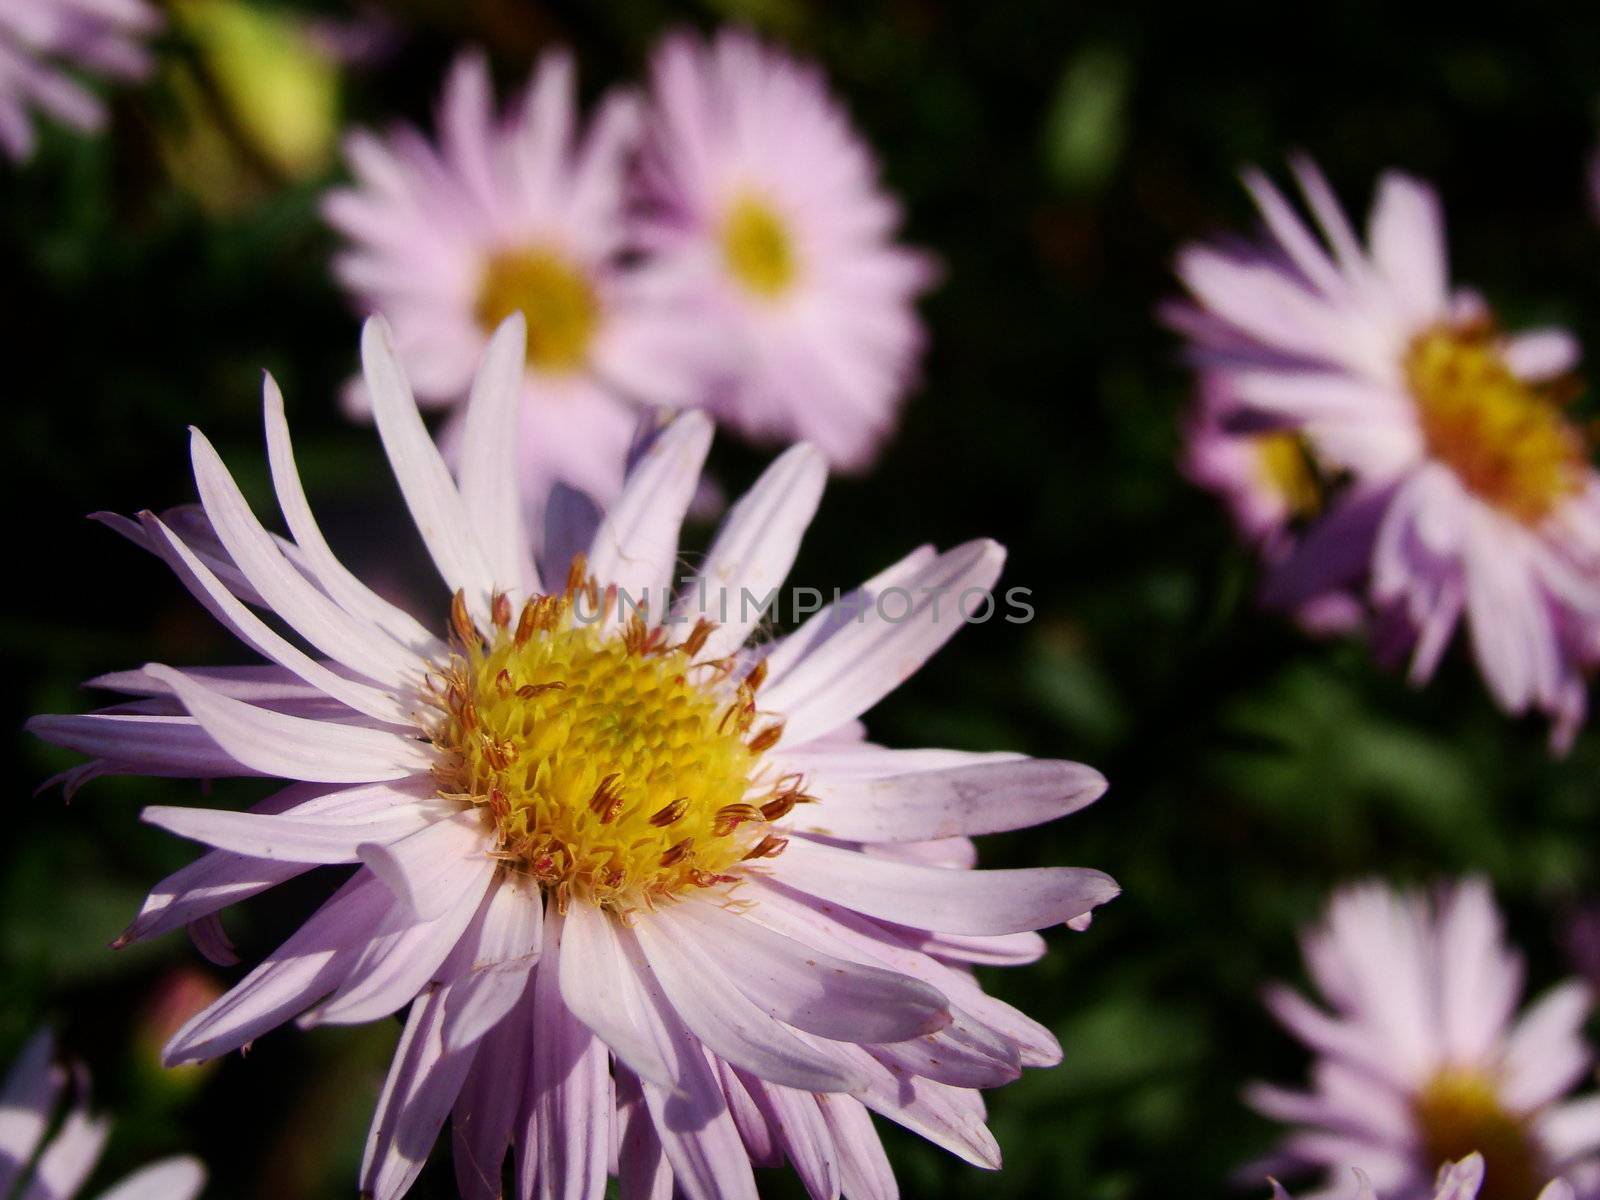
322;33;934;511
1174;160;1600;752
12;9;1600;1200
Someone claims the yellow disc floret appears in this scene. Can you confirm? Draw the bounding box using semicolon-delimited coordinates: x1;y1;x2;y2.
474;248;600;373
1406;324;1586;525
1413;1069;1541;1200
427;561;801;913
1253;431;1321;517
721;192;798;299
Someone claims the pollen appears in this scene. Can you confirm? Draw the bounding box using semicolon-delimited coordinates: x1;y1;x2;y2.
721;193;798;299
427;563;799;912
474;248;600;373
1413;1069;1541;1200
1253;431;1321;517
1406;325;1587;525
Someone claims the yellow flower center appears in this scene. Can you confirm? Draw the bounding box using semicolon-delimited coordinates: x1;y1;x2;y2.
1254;431;1321;516
1406;325;1586;525
427;561;800;912
721;193;798;299
474;248;600;373
1413;1069;1542;1200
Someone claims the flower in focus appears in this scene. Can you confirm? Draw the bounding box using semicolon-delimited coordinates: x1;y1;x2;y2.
1173;159;1600;749
30;315;1118;1200
0;0;160;161
1270;1153;1576;1200
0;1028;206;1199
1250;880;1600;1200
324;51;714;511
635;28;937;471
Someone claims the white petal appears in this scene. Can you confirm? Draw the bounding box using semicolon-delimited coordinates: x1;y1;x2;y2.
775;835;1118;935
457;314;538;596
361;317;498;613
147;664;433;783
793;758;1106;843
630;914;867;1094
261;375;443;657
360;988;476;1200
587;412;713;610
94;1157;207;1200
137;512;409;724
442;873;543;1052
556;903;675;1088
356;810;494;922
675;443;826;658
0;1030;61;1196
142;783;451;863
763;540;1006;746
674;900;950;1043
189;428;420;693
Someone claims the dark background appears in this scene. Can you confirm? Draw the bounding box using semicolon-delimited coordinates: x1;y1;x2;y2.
8;2;1600;1196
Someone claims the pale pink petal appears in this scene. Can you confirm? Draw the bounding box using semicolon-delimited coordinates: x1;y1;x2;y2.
360;987;477;1200
586;411;714;610
261;375;443;657
456;314;538;596
555;903;674;1087
527;911;611;1200
629;913;867;1094
775;836;1118;935
361;317;498;613
147;664;432;783
763;539;1006;745
675;442;827;658
188;427;419;695
673;899;951;1043
94;1157;207;1200
442;873;543;1052
792;758;1105;843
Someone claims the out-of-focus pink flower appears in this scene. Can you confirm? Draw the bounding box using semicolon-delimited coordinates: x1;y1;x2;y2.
1249;880;1600;1199
0;0;159;161
324;51;716;513
0;1028;205;1199
30;317;1118;1200
1172;158;1600;750
1270;1152;1575;1199
635;28;937;471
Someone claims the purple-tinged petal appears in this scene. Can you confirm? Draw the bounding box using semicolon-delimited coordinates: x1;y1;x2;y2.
775;836;1118;936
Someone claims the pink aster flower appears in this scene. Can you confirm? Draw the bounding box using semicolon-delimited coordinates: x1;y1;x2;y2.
1249;879;1600;1200
30;314;1118;1200
0;0;159;161
1173;159;1600;750
1270;1153;1576;1200
635;28;936;471
323;51;714;509
1181;375;1362;634
0;1028;205;1200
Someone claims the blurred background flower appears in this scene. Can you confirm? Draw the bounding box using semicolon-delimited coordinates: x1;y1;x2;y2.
0;0;160;161
0;1027;206;1200
1248;879;1600;1198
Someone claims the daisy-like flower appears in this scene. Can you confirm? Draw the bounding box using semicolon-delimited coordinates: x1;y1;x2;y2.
30;315;1118;1200
1270;1153;1575;1200
0;1028;205;1200
323;51;714;508
0;0;160;161
1249;880;1600;1200
1173;159;1600;749
635;28;936;471
1184;374;1325;552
